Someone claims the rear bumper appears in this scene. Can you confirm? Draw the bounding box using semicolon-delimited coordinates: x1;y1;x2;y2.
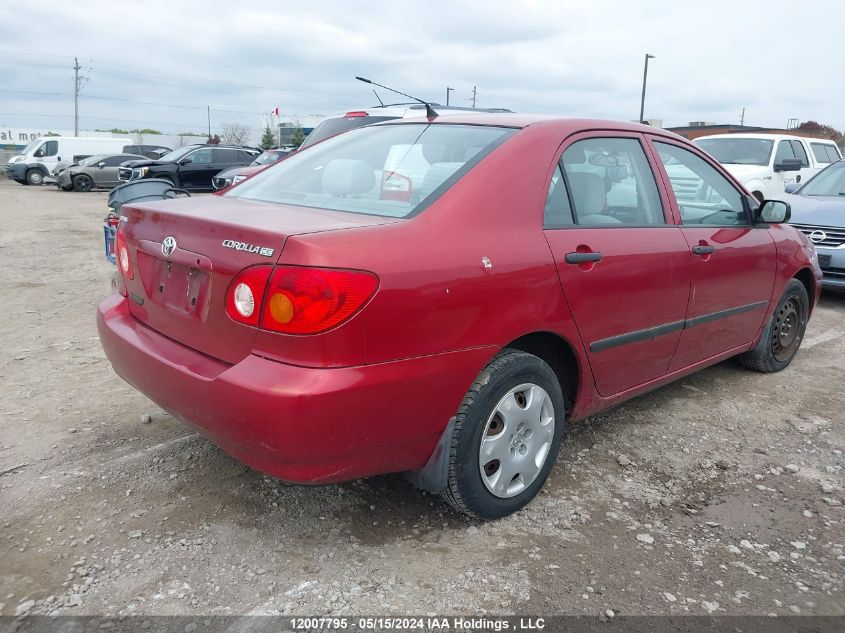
97;294;492;483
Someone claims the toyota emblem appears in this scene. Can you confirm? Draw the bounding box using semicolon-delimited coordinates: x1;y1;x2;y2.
808;230;826;244
161;236;177;257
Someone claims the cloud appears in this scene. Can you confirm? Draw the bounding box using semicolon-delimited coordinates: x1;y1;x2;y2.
0;0;842;134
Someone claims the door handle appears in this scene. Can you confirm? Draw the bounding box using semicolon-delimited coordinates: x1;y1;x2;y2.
691;245;716;256
565;252;603;264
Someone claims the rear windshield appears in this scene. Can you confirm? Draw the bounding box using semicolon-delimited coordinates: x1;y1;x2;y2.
299;115;396;150
693;138;774;166
226;123;515;218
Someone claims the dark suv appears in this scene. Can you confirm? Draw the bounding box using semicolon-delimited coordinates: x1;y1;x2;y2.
118;145;259;191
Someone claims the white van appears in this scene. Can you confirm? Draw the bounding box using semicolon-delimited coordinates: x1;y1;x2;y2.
6;136;132;185
693;133;842;201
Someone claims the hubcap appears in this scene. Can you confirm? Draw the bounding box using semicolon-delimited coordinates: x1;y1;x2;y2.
479;383;555;499
771;297;804;362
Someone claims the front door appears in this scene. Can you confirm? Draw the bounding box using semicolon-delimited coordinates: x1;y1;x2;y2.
649;139;776;371
177;147;215;190
543;134;691;396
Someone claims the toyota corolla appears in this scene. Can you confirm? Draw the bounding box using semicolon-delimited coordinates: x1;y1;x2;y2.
98;114;821;519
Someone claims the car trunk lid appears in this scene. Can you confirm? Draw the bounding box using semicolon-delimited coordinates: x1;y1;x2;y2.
119;195;399;364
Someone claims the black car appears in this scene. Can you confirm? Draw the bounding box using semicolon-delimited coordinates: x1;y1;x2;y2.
118;144;260;191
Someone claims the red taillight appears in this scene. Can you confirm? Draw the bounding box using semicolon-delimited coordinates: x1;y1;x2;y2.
262;266;378;334
115;227;133;280
225;265;378;334
225;265;272;327
344;111;368;118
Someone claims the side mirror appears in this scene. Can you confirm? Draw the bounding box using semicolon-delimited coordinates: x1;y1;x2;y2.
783;183;801;194
756;199;791;224
97;162;106;169
773;158;803;172
178;156;192;165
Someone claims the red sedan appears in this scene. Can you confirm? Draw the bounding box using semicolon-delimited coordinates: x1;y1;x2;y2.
98;114;821;519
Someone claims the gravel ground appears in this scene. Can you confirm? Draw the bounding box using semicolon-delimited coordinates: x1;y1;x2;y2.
1;179;843;619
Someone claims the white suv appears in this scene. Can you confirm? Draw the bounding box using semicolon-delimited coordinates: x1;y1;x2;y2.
693;133;842;201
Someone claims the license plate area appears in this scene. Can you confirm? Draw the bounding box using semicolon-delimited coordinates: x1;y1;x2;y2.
818;254;832;269
138;251;210;317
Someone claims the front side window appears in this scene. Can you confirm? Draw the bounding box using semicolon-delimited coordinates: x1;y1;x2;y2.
655;142;748;226
227;123;515;218
34;140;58;158
189;148;212;164
559;137;664;225
790;141;809;167
774;140;795;164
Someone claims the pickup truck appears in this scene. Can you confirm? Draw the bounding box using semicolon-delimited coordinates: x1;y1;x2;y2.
693;133;842;202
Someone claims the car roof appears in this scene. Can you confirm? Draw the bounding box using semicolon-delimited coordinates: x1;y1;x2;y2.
374;113;688;140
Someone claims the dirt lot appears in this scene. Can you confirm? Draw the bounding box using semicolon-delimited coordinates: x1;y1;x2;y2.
1;178;843;619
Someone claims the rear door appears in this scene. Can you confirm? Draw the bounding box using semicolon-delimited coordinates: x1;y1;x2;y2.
648;138;775;371
542;132;691;396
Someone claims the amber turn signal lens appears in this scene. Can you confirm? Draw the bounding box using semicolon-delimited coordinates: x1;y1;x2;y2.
268;292;294;324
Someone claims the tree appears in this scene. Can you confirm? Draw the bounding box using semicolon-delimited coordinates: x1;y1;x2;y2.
259;126;275;150
292;125;306;148
220;122;251;145
795;121;844;149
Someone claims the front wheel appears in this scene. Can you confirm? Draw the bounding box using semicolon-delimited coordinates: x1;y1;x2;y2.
739;279;809;373
73;174;94;192
441;350;565;520
25;169;44;185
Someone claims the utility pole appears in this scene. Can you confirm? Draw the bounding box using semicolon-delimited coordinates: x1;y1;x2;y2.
73;57;81;137
471;85;477;108
446;87;454;106
639;53;655;124
207;106;211;139
740;107;745;126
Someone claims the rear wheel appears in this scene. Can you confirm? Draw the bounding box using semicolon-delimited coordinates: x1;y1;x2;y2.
441;350;565;520
739;279;808;372
25;169;44;186
73;174;94;192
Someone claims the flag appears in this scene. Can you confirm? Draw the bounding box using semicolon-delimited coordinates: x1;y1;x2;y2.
271;107;280;116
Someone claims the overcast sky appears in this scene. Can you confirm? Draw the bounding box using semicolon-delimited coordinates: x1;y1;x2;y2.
1;0;842;135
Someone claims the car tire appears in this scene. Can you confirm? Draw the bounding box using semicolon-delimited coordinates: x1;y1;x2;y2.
73;174;94;192
739;279;808;373
441;349;565;520
25;169;44;186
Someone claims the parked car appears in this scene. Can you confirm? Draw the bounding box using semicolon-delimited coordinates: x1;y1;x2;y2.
784;159;845;291
6;136;132;185
298;103;513;151
54;153;147;192
694;133;842;202
118;144;260;191
212;148;291;191
98;115;820;520
122;144;172;160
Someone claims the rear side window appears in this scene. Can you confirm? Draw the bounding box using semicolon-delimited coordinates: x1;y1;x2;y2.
559;137;665;226
227;123;515;218
299;115;396;150
811;142;841;164
543;165;574;227
790;141;809;167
